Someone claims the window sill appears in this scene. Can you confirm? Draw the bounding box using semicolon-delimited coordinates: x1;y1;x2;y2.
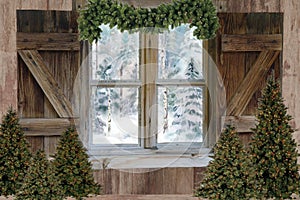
90;148;212;169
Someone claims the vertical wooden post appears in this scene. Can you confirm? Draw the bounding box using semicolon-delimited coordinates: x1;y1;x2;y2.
0;0;17;117
281;0;300;146
140;33;158;149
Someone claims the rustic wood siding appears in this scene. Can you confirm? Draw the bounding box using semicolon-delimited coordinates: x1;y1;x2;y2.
93;167;205;195
212;0;281;13
17;0;72;10
281;0;300;149
0;0;18;117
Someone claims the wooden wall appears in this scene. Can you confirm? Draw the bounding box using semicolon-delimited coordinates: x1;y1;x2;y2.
212;0;281;13
93;167;206;195
281;0;300;151
212;0;300;149
1;0;300;196
0;0;18;117
0;0;72;117
16;0;72;10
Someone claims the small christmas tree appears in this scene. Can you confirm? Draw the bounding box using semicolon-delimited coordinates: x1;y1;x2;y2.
249;74;299;199
0;107;31;196
53;127;101;199
15;150;64;200
195;125;253;200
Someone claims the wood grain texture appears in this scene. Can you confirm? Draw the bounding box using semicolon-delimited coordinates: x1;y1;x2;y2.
17;0;72;10
281;0;300;146
17;10;79;155
243;13;282;115
20;118;77;136
93;167;201;195
221;116;256;133
213;0;281;13
140;33;158;148
222;34;282;52
18;50;73;118
17;32;80;51
226;51;280;116
0;0;17;116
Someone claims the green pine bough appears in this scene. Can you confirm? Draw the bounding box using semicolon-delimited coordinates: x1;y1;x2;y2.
78;0;219;43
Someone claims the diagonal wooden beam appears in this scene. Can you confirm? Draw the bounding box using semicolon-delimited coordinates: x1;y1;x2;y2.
18;50;73;118
227;50;280;116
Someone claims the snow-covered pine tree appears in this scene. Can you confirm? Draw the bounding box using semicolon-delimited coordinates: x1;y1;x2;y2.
0;107;31;196
171;58;203;141
249;74;300;199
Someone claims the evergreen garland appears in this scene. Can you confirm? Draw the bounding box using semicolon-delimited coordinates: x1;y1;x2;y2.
15;150;64;200
249;74;300;199
78;0;219;43
0;108;31;196
53;127;101;200
195;125;254;200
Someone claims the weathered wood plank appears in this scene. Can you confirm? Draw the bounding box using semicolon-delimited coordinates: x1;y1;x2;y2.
119;169;133;194
26;136;44;153
20;118;77;136
17;0;72;10
18;50;73;118
281;0;300;146
212;0;281;13
226;50;280;116
48;0;73;10
17;32;79;51
175;168;194;194
0;53;18;117
243;14;282;115
222;34;282;52
221;116;256;133
0;0;17;116
140;33;158;148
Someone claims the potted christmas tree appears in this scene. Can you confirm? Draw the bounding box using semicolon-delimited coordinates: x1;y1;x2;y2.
195;125;253;199
249;74;300;199
53;127;101;199
0;108;31;196
15;150;64;199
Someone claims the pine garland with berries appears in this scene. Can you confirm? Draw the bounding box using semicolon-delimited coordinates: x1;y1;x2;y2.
78;0;219;43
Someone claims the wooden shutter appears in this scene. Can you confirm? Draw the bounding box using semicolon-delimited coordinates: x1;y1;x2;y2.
17;10;80;154
210;13;283;144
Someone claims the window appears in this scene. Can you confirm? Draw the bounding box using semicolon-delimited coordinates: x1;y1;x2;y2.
89;24;206;154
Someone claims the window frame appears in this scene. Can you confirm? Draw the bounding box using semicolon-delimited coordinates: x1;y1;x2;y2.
86;29;210;156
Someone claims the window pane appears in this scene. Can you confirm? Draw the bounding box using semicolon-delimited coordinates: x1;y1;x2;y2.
91;24;139;81
157;86;203;143
91;87;139;144
158;24;203;80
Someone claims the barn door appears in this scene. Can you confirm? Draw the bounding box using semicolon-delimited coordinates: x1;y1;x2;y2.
17;10;80;154
212;13;283;144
